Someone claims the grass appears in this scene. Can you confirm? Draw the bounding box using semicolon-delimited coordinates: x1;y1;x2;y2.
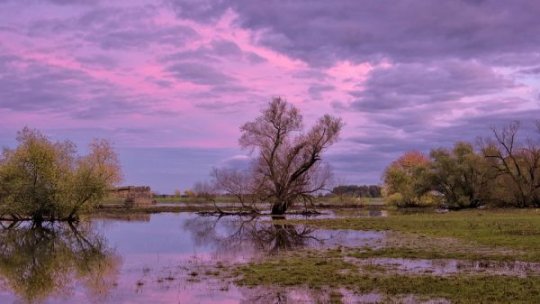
237;253;540;303
285;209;540;261
233;209;540;303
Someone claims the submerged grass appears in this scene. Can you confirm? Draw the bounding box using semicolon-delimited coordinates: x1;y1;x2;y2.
234;209;540;303
347;246;517;261
237;253;540;303
285;209;540;261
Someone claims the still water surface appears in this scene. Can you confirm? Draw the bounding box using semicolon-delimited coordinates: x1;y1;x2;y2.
0;212;384;303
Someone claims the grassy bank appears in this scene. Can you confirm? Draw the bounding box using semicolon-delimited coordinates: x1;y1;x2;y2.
232;209;540;303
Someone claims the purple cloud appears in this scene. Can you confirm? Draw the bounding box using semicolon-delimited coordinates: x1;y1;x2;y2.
169;0;540;67
350;60;517;111
0;0;538;193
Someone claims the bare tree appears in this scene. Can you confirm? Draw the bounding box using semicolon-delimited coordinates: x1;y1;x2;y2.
212;167;262;212
239;97;343;215
192;181;217;202
483;121;540;207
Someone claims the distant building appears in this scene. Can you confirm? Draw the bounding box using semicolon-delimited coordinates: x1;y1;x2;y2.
108;186;156;207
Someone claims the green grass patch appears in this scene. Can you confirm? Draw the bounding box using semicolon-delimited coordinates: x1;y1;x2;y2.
286;209;540;261
237;253;540;303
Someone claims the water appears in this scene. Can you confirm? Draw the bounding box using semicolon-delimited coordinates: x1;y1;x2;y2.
350;257;540;277
0;212;384;303
2;212;536;303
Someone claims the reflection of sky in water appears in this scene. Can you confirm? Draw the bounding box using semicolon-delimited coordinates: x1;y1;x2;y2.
0;213;386;303
92;213;385;303
1;212;539;303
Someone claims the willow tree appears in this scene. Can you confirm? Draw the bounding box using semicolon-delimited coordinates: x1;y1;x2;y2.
0;127;121;221
239;97;343;215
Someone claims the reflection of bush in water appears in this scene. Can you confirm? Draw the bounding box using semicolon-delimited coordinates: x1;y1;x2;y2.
184;216;319;256
0;222;120;303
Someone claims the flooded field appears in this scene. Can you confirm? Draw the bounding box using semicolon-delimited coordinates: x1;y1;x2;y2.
0;210;538;303
0;212;382;303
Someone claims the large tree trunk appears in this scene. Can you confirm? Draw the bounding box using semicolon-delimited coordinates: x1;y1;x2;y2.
271;201;288;215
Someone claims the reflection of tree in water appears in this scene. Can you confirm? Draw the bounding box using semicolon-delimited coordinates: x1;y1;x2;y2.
184;216;320;257
0;221;120;303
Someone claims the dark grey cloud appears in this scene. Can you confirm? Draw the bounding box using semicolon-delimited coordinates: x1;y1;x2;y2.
0;54;156;118
76;54;118;69
166;0;230;23
485;53;540;67
166;62;235;85
520;66;540;75
292;69;329;81
159;38;266;97
163;49;221;64
27;6;199;50
194;100;252;113
308;83;334;100
350;60;516;111
163;38;264;65
93;26;197;50
245;52;266;64
169;0;540;67
46;0;97;5
0;0;97;5
145;76;174;88
210;40;242;57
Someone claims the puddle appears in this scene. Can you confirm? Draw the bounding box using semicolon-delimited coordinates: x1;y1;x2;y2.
350;257;540;277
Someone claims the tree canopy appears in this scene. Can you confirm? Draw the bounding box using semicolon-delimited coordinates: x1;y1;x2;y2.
0;127;122;221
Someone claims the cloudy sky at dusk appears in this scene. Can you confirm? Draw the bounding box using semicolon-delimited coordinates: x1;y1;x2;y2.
1;0;539;193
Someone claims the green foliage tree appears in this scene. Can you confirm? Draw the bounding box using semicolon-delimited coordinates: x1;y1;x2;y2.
429;142;492;209
0;127;121;221
383;151;434;207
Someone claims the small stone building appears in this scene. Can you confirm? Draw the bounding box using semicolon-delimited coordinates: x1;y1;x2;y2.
109;186;155;207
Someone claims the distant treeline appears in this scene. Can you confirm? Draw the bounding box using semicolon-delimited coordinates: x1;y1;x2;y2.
383;121;540;209
330;185;382;197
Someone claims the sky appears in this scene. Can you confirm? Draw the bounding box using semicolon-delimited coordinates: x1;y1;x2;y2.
0;0;539;193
